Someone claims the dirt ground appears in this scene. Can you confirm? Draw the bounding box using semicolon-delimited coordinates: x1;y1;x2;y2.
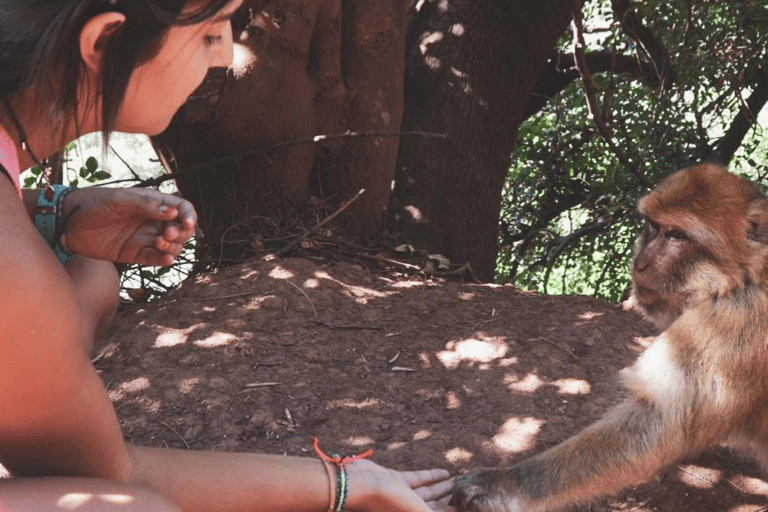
98;256;768;511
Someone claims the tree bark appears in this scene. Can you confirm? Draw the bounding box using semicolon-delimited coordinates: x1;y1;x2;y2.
152;0;410;244
388;0;578;281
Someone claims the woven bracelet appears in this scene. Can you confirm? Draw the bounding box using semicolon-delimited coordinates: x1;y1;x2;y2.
313;438;373;512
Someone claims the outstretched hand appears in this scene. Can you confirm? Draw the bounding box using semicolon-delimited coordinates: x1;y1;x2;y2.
346;459;454;512
60;187;197;266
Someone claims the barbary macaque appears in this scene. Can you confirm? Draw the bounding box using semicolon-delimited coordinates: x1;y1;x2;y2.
451;163;768;512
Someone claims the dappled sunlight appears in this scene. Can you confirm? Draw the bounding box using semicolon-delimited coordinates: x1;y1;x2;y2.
386;441;407;451
578;311;604;322
505;373;591;395
153;323;206;348
445;446;474;464
491;417;543;454
240;269;259;280
445;390;461;410
730;475;768;496
178;377;203;394
242;293;279;312
504;373;545;393
553;378;591;395
449;23;466;36
343;435;375;447
268;266;295;280
57;493;134;510
118;377;151;393
677;464;722;489
391;280;428;289
314;270;391;303
437;335;509;369
328;398;382;409
413;429;432;441
303;278;320;288
194;331;238;348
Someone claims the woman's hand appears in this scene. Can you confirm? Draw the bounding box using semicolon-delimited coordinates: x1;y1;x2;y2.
346;459;454;512
60;187;197;266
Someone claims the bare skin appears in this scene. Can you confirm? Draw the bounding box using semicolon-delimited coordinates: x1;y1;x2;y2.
0;0;453;510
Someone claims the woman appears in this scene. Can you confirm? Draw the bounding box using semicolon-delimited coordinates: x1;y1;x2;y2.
0;1;452;510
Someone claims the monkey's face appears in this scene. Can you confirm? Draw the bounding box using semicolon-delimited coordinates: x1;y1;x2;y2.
630;218;700;329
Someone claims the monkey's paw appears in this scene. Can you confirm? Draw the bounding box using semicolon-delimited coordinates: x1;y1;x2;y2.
450;468;525;512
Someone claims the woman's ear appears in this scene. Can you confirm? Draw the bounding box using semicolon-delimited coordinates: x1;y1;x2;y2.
79;12;127;73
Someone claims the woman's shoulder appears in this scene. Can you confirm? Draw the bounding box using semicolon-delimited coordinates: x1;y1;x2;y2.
0;124;21;195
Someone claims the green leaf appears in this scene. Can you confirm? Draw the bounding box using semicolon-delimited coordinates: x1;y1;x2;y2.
93;170;112;180
85;156;99;173
23;176;37;188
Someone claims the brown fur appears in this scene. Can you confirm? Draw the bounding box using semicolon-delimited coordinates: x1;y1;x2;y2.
451;164;768;512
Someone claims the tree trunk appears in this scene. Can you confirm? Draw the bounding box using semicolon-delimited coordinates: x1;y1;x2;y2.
152;0;410;245
388;0;578;281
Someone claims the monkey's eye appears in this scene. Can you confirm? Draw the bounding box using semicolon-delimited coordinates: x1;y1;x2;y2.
665;229;688;241
646;219;660;236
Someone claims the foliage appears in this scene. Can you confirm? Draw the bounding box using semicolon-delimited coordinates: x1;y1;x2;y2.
20;136;195;303
497;0;768;302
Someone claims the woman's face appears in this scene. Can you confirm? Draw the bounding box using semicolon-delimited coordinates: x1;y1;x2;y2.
116;0;244;135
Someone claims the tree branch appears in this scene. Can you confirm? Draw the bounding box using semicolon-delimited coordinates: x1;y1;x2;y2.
611;0;676;92
525;51;660;120
709;69;768;165
571;9;651;188
97;131;449;189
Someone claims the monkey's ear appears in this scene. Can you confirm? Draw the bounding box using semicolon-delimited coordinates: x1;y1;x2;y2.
747;197;768;243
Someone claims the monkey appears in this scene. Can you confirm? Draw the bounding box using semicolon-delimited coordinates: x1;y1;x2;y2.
450;163;768;512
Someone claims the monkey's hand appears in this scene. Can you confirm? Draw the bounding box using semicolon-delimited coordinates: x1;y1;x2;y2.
450;468;526;512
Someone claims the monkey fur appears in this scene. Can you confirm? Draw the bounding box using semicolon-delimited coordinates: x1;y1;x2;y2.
451;164;768;512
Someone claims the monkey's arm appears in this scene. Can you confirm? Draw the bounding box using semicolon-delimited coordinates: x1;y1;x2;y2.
452;397;691;512
451;326;741;512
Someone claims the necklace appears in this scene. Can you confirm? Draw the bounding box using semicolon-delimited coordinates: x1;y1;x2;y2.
2;97;47;171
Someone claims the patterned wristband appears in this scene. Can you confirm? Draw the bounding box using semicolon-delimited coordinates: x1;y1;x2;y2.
34;184;76;264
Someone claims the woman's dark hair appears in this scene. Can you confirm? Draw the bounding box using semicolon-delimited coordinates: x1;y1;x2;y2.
0;0;234;139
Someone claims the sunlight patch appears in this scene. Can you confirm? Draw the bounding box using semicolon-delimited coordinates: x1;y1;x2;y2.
119;377;151;393
344;435;375;447
413;429;432;441
492;417;542;454
178;377;202;394
304;278;320;288
194;331;238;347
269;266;295;280
154;323;205;348
730;475;768;495
505;373;545;393
553;378;591;395
314;271;390;302
240;269;259;280
57;494;93;510
437;337;508;369
328;398;382;409
445;391;461;410
677;464;722;489
578;311;603;321
387;441;407;450
445;446;473;464
391;281;427;289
